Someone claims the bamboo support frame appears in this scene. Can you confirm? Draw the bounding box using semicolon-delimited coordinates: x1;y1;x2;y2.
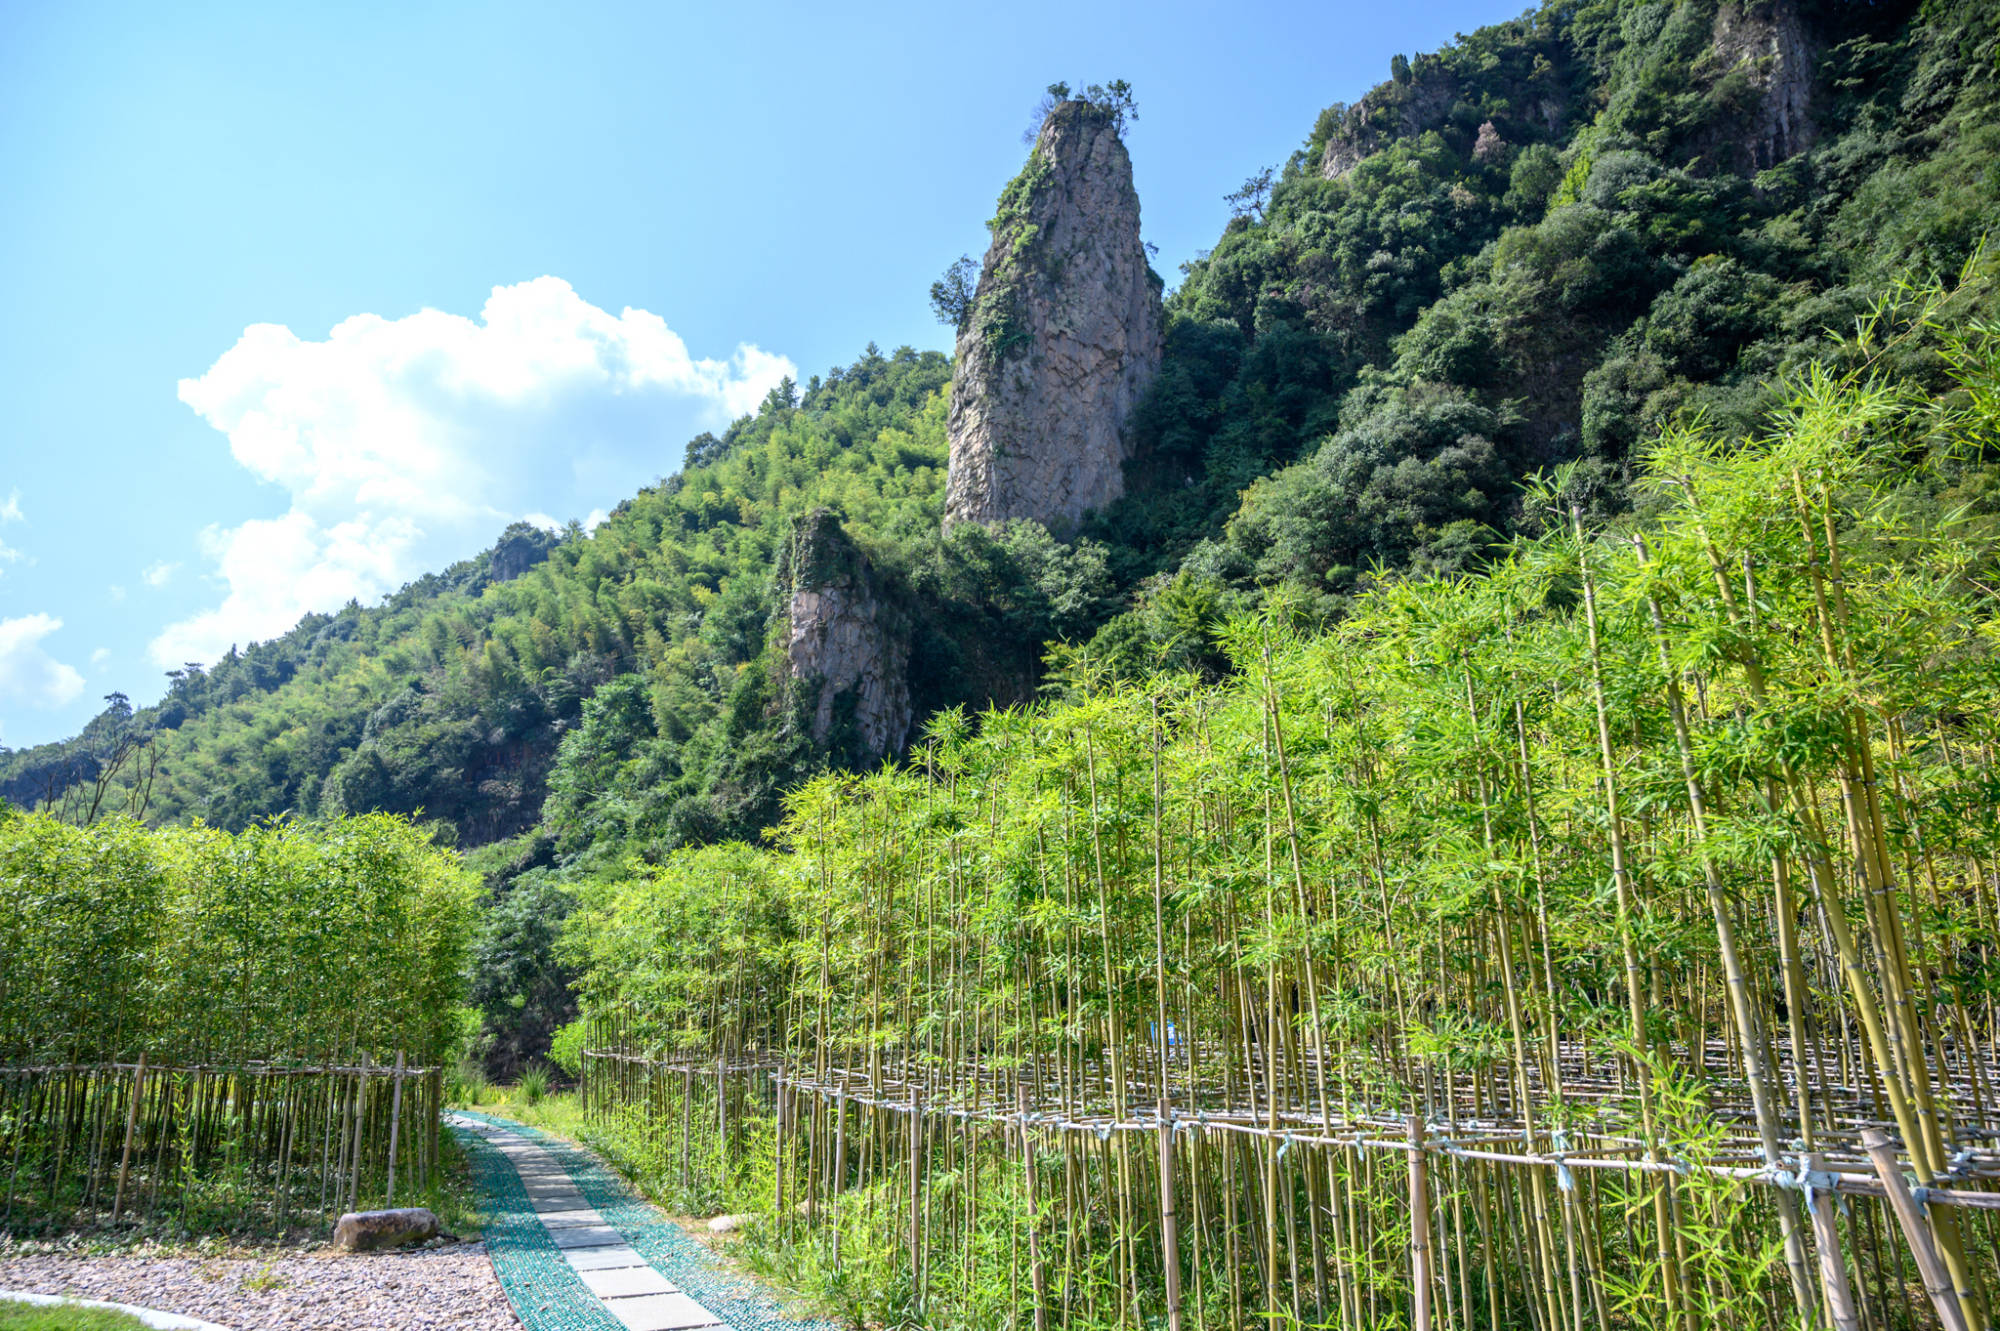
0;1056;444;1230
565;381;2000;1329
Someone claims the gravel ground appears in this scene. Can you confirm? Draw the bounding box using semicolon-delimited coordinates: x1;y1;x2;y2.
0;1243;522;1331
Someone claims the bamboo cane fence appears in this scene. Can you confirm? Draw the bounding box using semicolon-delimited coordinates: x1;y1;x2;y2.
579;1018;2000;1331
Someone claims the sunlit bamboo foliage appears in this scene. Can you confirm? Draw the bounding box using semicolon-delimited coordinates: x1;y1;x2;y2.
572;325;2000;1330
0;811;476;1232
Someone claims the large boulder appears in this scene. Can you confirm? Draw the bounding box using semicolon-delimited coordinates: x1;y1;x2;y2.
332;1206;441;1251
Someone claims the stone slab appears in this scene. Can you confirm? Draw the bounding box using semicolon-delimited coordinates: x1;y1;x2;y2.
539;1207;607;1228
549;1223;627;1249
453;1116;724;1329
581;1265;678;1299
563;1245;650;1272
607;1291;725;1331
530;1188;589;1202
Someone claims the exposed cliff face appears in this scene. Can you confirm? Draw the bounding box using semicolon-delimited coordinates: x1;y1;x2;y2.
778;509;911;763
944;100;1163;534
1321;63;1468;179
1708;0;1816;170
487;522;556;583
1319;1;1817;183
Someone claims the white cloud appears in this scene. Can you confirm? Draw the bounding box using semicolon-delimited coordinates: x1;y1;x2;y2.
91;647;112;666
108;585;126;602
0;614;86;711
157;277;794;667
142;560;180;587
522;508;612;537
152;511;416;667
0;490;23;575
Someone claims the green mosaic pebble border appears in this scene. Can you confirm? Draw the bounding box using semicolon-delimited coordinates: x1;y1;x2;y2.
455;1112;840;1331
453;1120;626;1331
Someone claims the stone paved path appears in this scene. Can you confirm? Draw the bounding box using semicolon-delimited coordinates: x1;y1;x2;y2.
453;1115;725;1331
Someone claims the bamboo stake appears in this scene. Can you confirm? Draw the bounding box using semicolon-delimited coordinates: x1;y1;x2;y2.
110;1052;144;1224
1020;1085;1048;1331
1804;1154;1861;1331
346;1050;367;1214
385;1051;405;1207
1410;1116;1433;1331
911;1088;924;1318
1858;1130;1968;1331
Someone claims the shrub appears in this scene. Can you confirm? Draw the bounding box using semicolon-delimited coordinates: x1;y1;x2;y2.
548;1017;587;1078
0;811;478;1065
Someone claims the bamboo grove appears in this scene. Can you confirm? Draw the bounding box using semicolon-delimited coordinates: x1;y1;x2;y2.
0;812;477;1231
567;324;2000;1331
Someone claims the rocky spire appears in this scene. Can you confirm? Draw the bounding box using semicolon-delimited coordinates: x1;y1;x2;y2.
944;99;1164;534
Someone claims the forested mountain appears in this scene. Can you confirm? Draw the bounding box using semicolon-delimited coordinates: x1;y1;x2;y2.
4;0;1995;1072
3;348;1118;853
1086;0;1999;654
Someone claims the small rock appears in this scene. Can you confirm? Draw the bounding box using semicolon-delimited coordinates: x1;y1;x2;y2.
706;1213;757;1234
332;1207;441;1252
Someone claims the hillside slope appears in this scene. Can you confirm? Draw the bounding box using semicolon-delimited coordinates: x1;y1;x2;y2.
5;0;1996;1071
1;346;1115;863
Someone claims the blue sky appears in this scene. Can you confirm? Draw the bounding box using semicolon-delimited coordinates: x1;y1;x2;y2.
0;0;1518;747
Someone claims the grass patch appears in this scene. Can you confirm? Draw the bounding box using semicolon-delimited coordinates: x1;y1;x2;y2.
0;1300;156;1330
454;1086;588;1136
